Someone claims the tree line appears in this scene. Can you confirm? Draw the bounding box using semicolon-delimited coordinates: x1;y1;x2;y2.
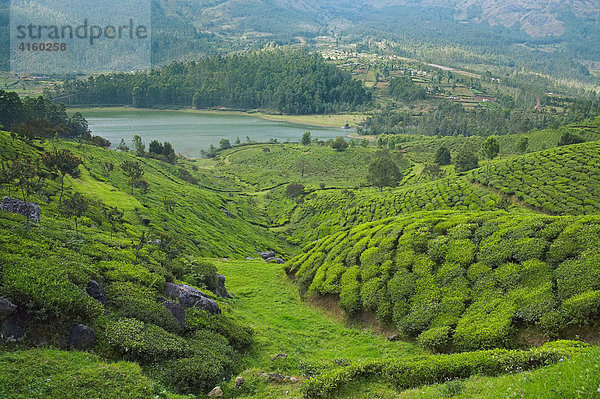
0;90;108;146
50;48;372;115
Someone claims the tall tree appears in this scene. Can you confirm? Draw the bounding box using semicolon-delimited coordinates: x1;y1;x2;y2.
455;144;479;173
121;160;145;195
132;135;145;157
434;146;452;165
42;149;82;204
61;192;88;234
331;136;348;151
301;131;312;145
367;154;402;190
481;136;500;182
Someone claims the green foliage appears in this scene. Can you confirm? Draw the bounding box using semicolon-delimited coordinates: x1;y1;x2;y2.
388;77;427;102
471;141;600;215
57;49;371;115
185;309;253;351
107;282;180;332
285;182;305;198
453;298;516;351
562;290;600;326
367;153;402;189
289;211;600;351
339;266;362;316
103;318;190;363
416;326;452;351
301;131;312;145
331;136;349;151
455;143;479;173
434;146;451;165
160;330;236;394
2;253;103;321
302;342;581;398
0;349;153;399
558;131;584;146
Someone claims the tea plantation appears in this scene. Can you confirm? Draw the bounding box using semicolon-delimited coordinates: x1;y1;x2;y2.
287;211;600;352
471;141;600;215
1;126;600;398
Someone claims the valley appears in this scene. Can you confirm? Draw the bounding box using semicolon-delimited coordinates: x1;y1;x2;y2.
1;2;600;397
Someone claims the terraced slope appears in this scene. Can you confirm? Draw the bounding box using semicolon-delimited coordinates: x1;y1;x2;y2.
282;177;505;244
286;211;600;352
471;141;600;215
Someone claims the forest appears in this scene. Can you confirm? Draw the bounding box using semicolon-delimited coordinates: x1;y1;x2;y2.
49;49;371;114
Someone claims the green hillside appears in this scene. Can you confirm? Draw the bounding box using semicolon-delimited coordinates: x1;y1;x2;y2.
286;211;600;352
471;141;600;215
1;118;600;397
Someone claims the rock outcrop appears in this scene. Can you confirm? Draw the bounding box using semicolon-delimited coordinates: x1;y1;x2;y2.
0;197;41;222
162;300;186;328
68;324;96;350
215;274;231;298
86;280;107;305
164;282;221;314
0;298;16;321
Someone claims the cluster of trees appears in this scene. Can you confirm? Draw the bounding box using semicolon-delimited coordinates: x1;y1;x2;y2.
0;91;90;138
148;140;176;164
388;77;428;103
127;135;176;165
53;49;372;115
0;90;110;147
360;100;564;137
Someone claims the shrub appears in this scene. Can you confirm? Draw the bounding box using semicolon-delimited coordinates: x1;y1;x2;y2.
416;326;452;351
339;266;362;315
2;254;103;321
99;260;165;289
161;330;237;394
104;318;190;363
0;349;153;399
453;299;516;351
107;282;180;332
562;290;600;326
445;239;476;266
185;309;253;351
555;252;600;300
302;342;579;398
360;278;382;312
182;259;219;293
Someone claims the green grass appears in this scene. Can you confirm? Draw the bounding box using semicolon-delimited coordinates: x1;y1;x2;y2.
398;345;600;398
0;349;165;399
216;259;421;369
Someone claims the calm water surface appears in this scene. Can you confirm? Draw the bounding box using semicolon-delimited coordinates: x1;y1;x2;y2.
81;109;350;158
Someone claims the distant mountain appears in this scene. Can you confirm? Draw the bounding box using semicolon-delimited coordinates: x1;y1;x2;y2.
151;0;600;80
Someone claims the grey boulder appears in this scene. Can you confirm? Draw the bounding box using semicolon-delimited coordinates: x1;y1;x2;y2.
164;282;221;314
0;197;41;222
215;274;231;298
162;300;186;328
68;324;96;350
0;298;16;321
86;280;107;305
259;251;276;259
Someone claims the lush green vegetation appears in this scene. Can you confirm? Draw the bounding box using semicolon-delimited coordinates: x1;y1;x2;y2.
283;178;503;244
302;341;586;398
471;141;600;215
287;211;600;352
51;49;371;115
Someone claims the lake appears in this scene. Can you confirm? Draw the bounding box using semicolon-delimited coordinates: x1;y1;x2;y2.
79;109;351;158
